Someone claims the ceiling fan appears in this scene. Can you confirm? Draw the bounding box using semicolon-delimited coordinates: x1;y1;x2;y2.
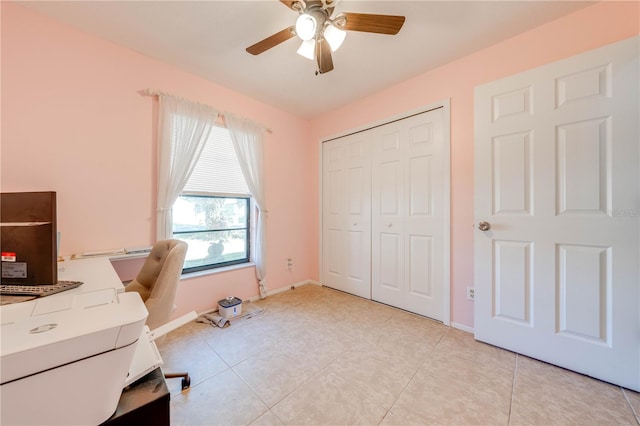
246;0;405;75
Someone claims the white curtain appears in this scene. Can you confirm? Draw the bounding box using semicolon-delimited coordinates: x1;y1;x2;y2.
225;112;268;298
156;95;219;240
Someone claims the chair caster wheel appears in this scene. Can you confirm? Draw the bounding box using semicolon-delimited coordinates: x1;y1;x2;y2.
181;375;191;390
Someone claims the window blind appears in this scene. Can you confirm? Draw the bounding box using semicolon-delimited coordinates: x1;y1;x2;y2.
183;125;249;195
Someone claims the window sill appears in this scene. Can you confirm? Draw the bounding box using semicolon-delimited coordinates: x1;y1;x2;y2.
180;262;255;280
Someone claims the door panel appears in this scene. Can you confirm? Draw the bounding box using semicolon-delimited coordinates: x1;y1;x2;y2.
475;36;639;390
492;132;532;215
326;229;342;277
557;244;610;343
493;240;532;325
556;118;609;214
321;136;371;299
372;109;445;320
380;160;402;216
409;155;432;216
323;143;344;289
379;232;402;290
408;234;432;297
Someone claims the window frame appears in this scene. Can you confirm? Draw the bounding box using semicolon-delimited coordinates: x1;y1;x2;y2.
173;193;251;274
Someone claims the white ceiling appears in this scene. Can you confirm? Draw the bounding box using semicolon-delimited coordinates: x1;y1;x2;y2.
17;1;593;118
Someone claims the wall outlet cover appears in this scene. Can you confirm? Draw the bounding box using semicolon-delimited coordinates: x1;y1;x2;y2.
466;287;475;301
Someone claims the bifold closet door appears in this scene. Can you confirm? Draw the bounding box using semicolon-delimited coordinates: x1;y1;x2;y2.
321;134;371;299
371;109;445;320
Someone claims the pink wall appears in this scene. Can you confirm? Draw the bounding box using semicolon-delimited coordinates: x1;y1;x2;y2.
2;2;638;327
308;1;639;328
1;2;315;316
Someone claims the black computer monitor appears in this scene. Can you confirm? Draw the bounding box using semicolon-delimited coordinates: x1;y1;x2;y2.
0;192;57;285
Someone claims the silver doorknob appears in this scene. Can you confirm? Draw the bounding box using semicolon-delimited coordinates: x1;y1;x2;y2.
478;221;491;231
353;222;358;226
387;223;392;228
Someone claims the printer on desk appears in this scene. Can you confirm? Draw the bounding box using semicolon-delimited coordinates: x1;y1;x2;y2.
0;192;195;425
0;288;148;426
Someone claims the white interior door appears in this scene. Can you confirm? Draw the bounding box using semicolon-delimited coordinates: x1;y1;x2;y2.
372;108;446;320
321;134;371;299
474;36;639;390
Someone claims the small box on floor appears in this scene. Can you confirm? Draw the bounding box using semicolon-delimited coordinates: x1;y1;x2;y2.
218;296;242;318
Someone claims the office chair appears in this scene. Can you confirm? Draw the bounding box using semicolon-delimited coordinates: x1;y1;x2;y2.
125;239;191;390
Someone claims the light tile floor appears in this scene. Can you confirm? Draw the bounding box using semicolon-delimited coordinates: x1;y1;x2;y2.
158;284;639;425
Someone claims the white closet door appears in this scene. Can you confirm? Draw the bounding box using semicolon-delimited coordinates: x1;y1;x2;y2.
371;109;446;320
321;134;371;299
474;37;639;390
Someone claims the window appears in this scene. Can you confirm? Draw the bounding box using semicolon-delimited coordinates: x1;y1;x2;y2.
173;195;250;272
172;125;251;273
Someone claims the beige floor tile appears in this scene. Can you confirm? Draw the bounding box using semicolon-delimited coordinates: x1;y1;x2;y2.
263;285;324;307
380;404;440;426
160;286;635;425
170;369;268;426
420;344;515;386
281;333;347;374
232;345;317;408
436;327;516;368
283;313;356;345
623;387;640;421
159;338;229;395
249;307;321;341
324;348;420;409
510;355;636;425
271;369;387;425
248;410;285;426
204;320;280;366
340;298;397;331
389;365;512;425
349;316;441;371
155;321;215;348
383;309;447;345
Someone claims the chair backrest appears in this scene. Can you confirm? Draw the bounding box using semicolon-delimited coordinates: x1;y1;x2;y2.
125;239;188;330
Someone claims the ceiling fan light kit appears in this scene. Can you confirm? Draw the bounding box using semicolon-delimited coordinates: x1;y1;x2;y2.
246;0;405;75
324;24;346;52
297;39;315;60
295;10;321;40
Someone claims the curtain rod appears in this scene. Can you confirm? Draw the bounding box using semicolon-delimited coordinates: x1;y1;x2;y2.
140;88;273;134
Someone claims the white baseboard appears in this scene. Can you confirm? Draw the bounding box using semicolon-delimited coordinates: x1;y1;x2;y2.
247;279;319;302
451;322;474;334
194;280;320;316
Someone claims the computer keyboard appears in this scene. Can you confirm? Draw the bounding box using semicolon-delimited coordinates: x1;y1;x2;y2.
0;280;83;297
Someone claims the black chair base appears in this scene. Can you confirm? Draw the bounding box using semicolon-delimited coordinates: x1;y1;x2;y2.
164;372;190;390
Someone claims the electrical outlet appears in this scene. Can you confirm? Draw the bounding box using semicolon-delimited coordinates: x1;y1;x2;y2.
287;258;293;270
466;287;475;301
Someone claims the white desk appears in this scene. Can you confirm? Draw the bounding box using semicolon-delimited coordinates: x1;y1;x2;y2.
59;256;126;293
0;257;149;426
0;256;128;321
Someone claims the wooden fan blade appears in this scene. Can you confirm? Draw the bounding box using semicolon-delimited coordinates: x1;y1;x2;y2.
246;26;296;55
281;1;331;15
279;0;298;11
315;38;334;74
339;12;405;35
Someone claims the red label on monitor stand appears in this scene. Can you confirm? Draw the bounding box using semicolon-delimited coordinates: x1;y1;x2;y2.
1;252;17;262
